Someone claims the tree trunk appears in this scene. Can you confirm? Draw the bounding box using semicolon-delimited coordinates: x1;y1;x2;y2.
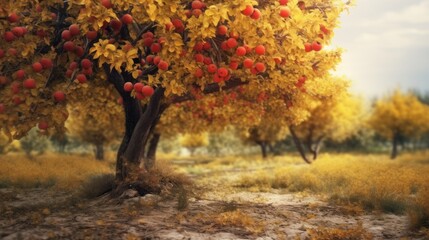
289;126;311;164
268;143;274;153
105;66;164;183
144;133;160;170
391;133;399;159
310;137;324;160
95;143;104;161
257;141;268;158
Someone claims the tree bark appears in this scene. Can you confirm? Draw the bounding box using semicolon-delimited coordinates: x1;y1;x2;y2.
256;141;268;158
268;143;275;153
391;133;399;159
289;126;312;164
104;66;142;181
95;143;104;161
144;133;160;170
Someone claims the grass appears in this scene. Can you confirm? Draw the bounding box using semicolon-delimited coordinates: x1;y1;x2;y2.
232;151;429;229
0;152;114;190
2;150;429;230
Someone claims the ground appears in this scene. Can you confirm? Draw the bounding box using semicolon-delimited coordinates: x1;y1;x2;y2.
0;153;428;239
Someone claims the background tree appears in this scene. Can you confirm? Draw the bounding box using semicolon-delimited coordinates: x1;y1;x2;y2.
179;132;209;156
19;128;49;158
368;90;429;159
288;78;362;163
238;120;289;158
0;0;350;195
67;80;124;160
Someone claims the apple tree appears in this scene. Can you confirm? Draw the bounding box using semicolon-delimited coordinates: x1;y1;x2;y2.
0;0;350;194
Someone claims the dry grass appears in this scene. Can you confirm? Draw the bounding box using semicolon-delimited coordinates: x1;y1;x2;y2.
234;151;429;229
307;223;373;240
0;152;114;190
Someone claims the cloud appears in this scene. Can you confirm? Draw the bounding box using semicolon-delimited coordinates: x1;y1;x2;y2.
361;1;429;26
355;28;429;48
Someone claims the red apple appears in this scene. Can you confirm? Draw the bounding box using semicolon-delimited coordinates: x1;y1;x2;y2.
194;68;203;78
280;6;291;18
0;76;7;85
38;121;49;130
4;31;15;42
32;62;43;72
195;54;204;63
217;25;228;35
8;48;17;56
123;82;133;92
23;78;37;89
8;13;20;23
229;61;239;70
69;24;80;36
81;58;92;69
53;91;66;102
40;58;53;69
203;57;212;65
141;86;154;97
134;82;144;92
217;67;229;77
279;0;288;5
304;43;312;52
101;0;112;8
61;30;72;40
121;14;133;24
12;96;23;105
76;74;87;83
12;27;25;37
110;19;122;31
192;0;203;9
251;9;261;20
241;5;254;16
235;47;246;56
243;58;254;68
153;56;161;65
15;70;25;79
74;46;84;57
143;37;154;47
255;62;266;72
192;9;202;18
63;41;75;51
158;60;169;70
254;45;265;55
312;41;322;51
207;64;217;73
86;30;98;40
226;38;237;48
150;43;161;53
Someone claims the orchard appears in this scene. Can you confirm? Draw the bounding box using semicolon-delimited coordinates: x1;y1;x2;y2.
0;0;350;195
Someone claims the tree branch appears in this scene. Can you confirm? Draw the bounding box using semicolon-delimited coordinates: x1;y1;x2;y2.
169;78;248;104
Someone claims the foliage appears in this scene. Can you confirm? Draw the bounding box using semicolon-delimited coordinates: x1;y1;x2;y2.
66;80;124;156
293;92;363;144
179;132;209;155
368;90;429;141
19;128;49;157
0;0;349;140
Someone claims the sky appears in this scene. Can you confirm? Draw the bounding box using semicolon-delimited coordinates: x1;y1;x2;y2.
331;0;429;97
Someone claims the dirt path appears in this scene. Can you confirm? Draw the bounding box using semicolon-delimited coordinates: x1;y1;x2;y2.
0;185;423;240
